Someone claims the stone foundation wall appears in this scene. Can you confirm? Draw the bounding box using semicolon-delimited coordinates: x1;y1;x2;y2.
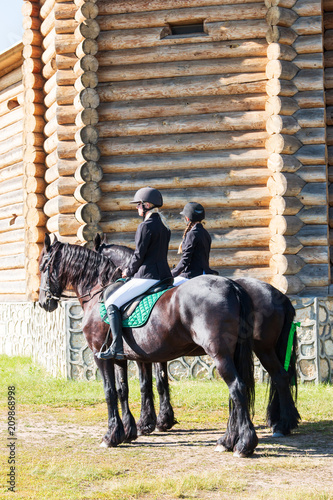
1;298;332;383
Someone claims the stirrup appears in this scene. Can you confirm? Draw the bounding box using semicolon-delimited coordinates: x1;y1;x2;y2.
96;348;125;360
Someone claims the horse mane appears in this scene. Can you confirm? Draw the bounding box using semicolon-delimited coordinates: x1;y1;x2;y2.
44;241;117;291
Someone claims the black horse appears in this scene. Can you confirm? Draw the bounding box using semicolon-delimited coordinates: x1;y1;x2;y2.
94;235;300;438
39;234;258;457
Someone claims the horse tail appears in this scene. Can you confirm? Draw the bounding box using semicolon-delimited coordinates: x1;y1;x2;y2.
231;280;255;418
269;296;299;401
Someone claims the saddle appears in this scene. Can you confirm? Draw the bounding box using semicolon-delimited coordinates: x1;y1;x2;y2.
101;277;174;327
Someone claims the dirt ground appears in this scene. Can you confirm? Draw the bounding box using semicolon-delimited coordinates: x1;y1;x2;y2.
6;409;333;500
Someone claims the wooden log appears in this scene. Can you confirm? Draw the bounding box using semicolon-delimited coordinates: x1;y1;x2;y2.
294;90;325;108
0;176;22;196
75;125;99;146
0;215;24;233
98;0;264;15
269;214;304;235
75;19;100;39
296;127;325;145
0;68;22;93
74;181;101;203
44;87;56;109
74;72;98;92
270;274;305;294
58;124;79;141
269;195;303;215
293;35;323;54
265;95;299;115
75;108;99;127
293;0;322;16
0;133;22;157
26;193;47;209
98;74;267;102
0;203;23;222
42;58;57;80
294;53;323;70
0;282;26;295
74;54;98;75
266;78;298;97
26;176;46;194
26;208;48;227
328;91;333;108
266;26;297;44
269;234;302;254
76;143;100;162
98;111;268;138
75;202;101;224
41;43;56;67
45;150;58;168
0;82;23;105
0;269;26;282
292;16;322;36
298;182;327;205
75;2;99;22
43;132;58;154
56;53;78;70
56;86;77;105
22;1;40;16
44;195;81;216
293;69;324;92
41;9;55;37
57;141;78;159
0;162;23;183
74;88;99;109
0;98;21;119
26;163;46;178
76;39;98;58
99;131;268;157
296;265;330;287
23;44;43;61
99;95;266;122
298;246;329;264
298;206;328;224
296;144;326;164
44;102;56;123
324;13;333;29
266;115;300;134
266;6;298;27
54;2;77;19
75;161;103;183
294;108;325;127
324;31;333;51
40;0;56;20
56;69;76;87
0;147;23;169
204;19;268;40
45;177;79;199
297;165;326;182
99;4;267;31
98;57;267;83
0;106;24;129
44;116;57;138
267;43;297;61
325;67;333;89
23;57;43;75
267;172;305;196
327;106;333;126
55;19;79;34
77;222;102;243
270;254;305;275
100;168;270;194
55;35;80;55
297;225;328;246
99;187;270;212
22;29;43;47
0;254;25;271
97;40;268;67
46;214;81;235
0;228;25;245
100;149;269;174
265;134;302;154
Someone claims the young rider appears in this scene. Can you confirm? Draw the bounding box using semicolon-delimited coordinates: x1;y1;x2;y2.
172;202;218;286
97;187;172;360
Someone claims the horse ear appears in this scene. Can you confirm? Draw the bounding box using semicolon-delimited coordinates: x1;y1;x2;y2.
94;233;102;250
53;234;58;243
44;233;51;251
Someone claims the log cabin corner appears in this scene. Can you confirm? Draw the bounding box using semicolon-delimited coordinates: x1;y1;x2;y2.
0;0;332;382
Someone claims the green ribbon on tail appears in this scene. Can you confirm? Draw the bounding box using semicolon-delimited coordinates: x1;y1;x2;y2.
100;289;168;329
284;321;300;385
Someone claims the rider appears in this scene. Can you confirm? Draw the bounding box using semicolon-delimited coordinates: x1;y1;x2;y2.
172;202;218;286
97;187;172;360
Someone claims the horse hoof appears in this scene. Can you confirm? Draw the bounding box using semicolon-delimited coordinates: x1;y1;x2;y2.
215;444;228;452
100;441;108;448
272;431;285;438
233;450;247;458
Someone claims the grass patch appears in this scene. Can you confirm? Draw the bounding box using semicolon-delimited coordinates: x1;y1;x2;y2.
0;356;332;500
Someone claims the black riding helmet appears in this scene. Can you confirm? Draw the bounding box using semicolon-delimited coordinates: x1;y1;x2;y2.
180;202;205;222
130;187;163;208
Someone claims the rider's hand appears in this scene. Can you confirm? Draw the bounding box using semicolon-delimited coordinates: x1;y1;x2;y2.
122;269;128;278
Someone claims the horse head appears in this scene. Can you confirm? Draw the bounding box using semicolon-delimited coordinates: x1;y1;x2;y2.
38;233;63;312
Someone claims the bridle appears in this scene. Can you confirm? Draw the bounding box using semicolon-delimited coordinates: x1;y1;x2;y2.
40;244;120;304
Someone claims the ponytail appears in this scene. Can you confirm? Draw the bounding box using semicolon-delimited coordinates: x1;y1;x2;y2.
178;221;197;254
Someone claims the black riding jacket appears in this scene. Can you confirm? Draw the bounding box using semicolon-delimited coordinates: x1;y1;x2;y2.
171;223;215;279
126;213;172;280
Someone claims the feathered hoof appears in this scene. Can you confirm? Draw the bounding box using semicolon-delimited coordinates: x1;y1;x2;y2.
233;450;248;458
272;431;285;438
215;444;228;452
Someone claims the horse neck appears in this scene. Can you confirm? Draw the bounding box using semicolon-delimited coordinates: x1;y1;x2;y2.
106;245;133;267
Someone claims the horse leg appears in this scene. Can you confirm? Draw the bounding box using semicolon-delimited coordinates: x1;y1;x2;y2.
114;361;137;442
136;361;157;435
214;356;258;457
155;362;177;432
94;356;126;447
256;347;300;436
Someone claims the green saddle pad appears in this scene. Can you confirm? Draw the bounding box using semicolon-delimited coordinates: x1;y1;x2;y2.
100;289;168;328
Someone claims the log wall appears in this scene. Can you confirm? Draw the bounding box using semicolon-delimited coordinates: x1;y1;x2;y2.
0;46;25;300
266;0;330;295
95;0;272;278
324;0;333;285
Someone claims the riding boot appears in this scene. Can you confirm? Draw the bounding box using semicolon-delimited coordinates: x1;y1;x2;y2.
97;304;125;360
